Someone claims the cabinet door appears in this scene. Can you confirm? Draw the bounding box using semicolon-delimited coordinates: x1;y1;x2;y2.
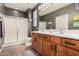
65;47;79;56
34;37;38;51
32;33;38;51
43;40;51;56
32;33;35;49
55;45;66;56
55;45;79;56
38;38;42;55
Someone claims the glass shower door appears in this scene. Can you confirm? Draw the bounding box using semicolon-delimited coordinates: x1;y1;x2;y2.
4;16;17;44
18;18;28;42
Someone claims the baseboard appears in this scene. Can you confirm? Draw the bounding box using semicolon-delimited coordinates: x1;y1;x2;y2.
3;40;26;47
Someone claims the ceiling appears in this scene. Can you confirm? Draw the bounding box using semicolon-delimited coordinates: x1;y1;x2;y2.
39;3;71;16
4;3;38;12
4;3;71;15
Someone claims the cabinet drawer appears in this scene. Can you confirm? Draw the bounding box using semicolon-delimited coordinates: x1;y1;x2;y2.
42;35;50;41
37;34;42;39
50;36;61;44
65;47;79;56
63;38;79;50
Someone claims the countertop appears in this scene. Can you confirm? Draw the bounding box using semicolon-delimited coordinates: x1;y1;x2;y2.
32;31;79;40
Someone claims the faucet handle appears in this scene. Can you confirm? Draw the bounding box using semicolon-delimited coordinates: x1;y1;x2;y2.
60;29;64;34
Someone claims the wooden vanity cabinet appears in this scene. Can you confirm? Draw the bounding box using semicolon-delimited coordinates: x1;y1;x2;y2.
32;33;66;56
32;33;79;56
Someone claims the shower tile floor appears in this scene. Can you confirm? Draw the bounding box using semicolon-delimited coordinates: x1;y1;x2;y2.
0;43;39;56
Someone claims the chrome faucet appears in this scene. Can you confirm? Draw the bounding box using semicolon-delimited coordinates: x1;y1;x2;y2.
60;29;64;34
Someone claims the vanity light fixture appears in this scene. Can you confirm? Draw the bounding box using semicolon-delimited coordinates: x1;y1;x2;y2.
48;22;52;24
38;3;52;10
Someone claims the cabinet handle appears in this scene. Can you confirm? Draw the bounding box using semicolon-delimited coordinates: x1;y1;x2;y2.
43;36;48;38
43;35;48;38
64;42;75;46
51;44;53;51
54;45;57;54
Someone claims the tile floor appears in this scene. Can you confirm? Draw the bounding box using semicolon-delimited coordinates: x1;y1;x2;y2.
0;43;39;56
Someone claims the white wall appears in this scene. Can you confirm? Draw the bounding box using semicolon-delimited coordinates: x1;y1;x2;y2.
39;21;46;30
56;14;69;30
